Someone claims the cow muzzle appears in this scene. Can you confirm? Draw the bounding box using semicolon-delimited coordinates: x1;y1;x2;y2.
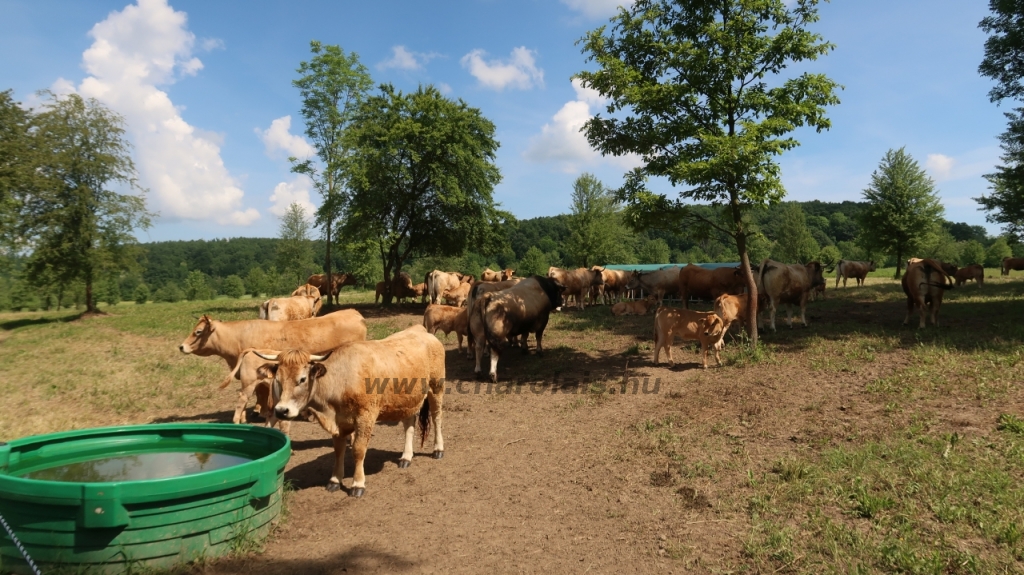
274;404;299;421
179;343;190;354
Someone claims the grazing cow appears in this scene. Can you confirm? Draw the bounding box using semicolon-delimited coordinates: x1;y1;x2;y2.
428;270;466;304
902;258;954;328
713;293;760;335
262;325;445;497
954;264;984;287
758;259;826;332
835;260;876;288
179;310;367;425
625;266;682;303
259;294;322;321
652;307;727;368
441;281;473;307
306;273;357;297
410;283;428;303
291;283;321;298
547;266;604;310
1002;257;1024;276
423;304;469;350
611;295;658;316
470;276;564;382
391;272;420;303
676;264;745;309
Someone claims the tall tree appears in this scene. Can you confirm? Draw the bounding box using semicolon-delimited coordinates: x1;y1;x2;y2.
564;173;634;267
858;148;944;278
340;84;505;304
19;92;152;313
291;41;373;306
977;0;1024;239
771;204;820;263
0;90;38;254
576;0;840;345
276;202;316;287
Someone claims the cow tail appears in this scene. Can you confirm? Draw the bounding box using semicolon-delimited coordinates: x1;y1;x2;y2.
484;303;507;352
418;399;431;447
219;349;254;389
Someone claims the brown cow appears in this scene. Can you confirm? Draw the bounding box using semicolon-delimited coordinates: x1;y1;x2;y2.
306;273;357;297
410;282;428;303
428;270;465;304
441;281;473;307
1002;257;1024;276
591;268;637;305
374;281;388;304
547;266;604;310
713;293;760;335
179;310;367;425
423;304;469;350
902;258;954;328
259;294;322;321
470;276;564;382
291;283;321;298
465;278;523;359
625;266;681;303
954;263;984;287
908;258;957;277
217;348;289;433
262;325;445;497
676;264;745;309
652;307;727;368
835;260;876;288
758;259;826;332
610;295;658;316
500;269;516;280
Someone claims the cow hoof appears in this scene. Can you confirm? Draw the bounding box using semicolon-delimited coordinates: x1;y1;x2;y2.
474;371;485;381
349;487;365;498
398;459;411;469
326;482;342;493
489;374;498;384
433;450;444;459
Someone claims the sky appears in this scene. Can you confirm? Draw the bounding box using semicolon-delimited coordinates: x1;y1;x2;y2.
0;0;1010;242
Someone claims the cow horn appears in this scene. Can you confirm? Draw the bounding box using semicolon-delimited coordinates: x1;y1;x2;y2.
309;351;332;362
253;351;279;361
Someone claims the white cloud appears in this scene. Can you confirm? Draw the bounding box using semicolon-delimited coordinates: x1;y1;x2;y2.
460;47;544;91
268;175;317;218
73;0;257;226
524;78;641;173
437;82;453;95
926;153;955;181
561;0;634;19
257;116;315;159
378;45;438;71
199;37;224;51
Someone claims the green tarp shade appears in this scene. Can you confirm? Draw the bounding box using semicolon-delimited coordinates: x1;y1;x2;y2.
599;262;741;271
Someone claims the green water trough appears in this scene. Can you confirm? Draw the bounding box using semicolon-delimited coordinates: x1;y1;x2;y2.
0;423;291;574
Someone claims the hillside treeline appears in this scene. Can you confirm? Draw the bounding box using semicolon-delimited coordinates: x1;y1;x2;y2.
1;200;1018;312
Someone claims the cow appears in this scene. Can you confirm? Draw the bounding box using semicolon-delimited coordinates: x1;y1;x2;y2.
835;260;877;288
652;307;727;368
306;273;357;297
908;258;957;278
547;266;604;310
625;266;682;304
260;325;445;497
676;264;745;309
1002;257;1024;276
954;263;984;287
713;293;760;335
291;283;321;298
590;268;638;305
441;281;473;307
465;278;523;359
178;310;367;425
259;294;322;321
470;276;564;382
374;281;389;304
480;268;502;282
217;348;289;433
902;258;954;328
610;295;658;316
423;304;469;350
428;270;466;304
410;282;428;303
758;259;826;332
391;272;419;303
500;269;516;281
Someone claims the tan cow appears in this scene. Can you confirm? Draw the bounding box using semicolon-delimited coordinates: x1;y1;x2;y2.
410;282;428;303
500;269;516;281
179;310;367;425
1002;257;1024;276
676;264;745;309
610;295;658;316
590;268;637;305
713;293;760;335
291;283;321;298
423;304;469;350
441;281;473;307
480;268;502;282
758;259;826;332
625;266;682;303
547;266;604;310
306;273;357;297
652;307;727;368
835;260;876;288
374;281;389;304
470;276;564;382
954;263;984;287
261;325;445;497
902;258;954;328
259;294;322;321
217;348;289;433
428;270;466;304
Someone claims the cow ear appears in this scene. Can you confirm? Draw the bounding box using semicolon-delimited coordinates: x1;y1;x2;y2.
310;363;328;380
256;363;278;380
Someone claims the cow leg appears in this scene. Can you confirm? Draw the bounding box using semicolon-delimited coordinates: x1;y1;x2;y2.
328;431;351;493
473;332;486;379
398;414;415;468
700;343;708;369
902;295;914;326
349;418;375;497
917;296;928;329
488;347;501;383
535;329;545;355
428;386;445;457
234;382;259;424
457;333;464;351
768;299;778;332
799;296;809;327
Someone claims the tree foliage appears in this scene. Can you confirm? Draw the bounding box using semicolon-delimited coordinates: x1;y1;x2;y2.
771;203;820;263
340;84;505;303
576;0;840;344
858;148;944;278
276;202;316;288
564;173;633;267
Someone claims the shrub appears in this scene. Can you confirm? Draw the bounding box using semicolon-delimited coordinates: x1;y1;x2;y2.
133;284;150;305
154;283;184;303
222;275;245;299
986;237;1013;268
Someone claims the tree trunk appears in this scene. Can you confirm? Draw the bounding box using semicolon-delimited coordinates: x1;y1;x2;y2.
737;233;758;347
895;245;902;280
324;223;333;307
382;258;395;305
85;277;95;313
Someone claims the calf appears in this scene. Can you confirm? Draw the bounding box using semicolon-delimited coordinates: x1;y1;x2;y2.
713;293;759;335
441;281;473;307
902;258;954;328
423;304;469;350
954;263;984;287
261;325;445;497
610;295;658;316
652;307;727;368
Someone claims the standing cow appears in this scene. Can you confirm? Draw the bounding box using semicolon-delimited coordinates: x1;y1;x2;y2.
547;267;604;310
625;266;682;304
902;258;954;328
1002;257;1024;276
954;264;984;287
835;260;877;288
428;270;466;304
758;259;826;332
306;273;357;297
676;264;745;309
259;294;322;321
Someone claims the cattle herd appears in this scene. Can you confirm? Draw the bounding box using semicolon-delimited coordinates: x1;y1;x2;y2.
176;256;1024;496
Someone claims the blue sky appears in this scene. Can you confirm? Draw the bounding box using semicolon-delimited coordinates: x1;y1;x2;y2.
0;0;1009;241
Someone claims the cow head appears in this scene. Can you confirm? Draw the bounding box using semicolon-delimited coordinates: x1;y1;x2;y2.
255;350;332;421
589;268;606;287
868;261;877;272
702;314;726;340
179;315;214;354
625;271;644;290
535;275;566;309
805;261;826;288
501;269;515;281
292;283;320;298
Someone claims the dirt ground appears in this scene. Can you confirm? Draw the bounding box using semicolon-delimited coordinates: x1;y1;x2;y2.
187;283;1024;575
